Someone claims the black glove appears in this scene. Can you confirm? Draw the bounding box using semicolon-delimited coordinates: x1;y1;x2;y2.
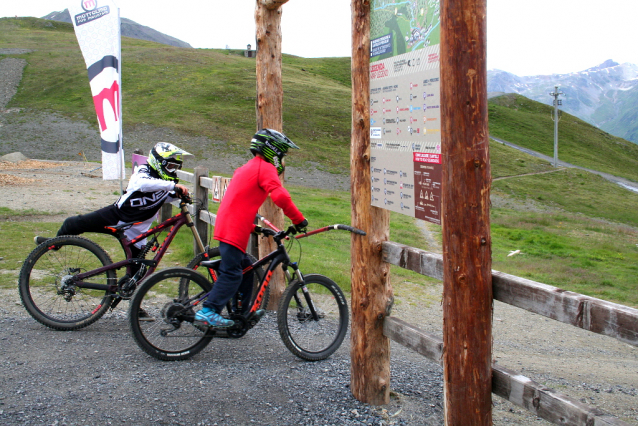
173;185;183;196
294;219;308;234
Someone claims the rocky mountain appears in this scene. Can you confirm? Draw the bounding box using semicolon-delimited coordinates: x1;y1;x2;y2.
42;9;192;49
487;60;638;144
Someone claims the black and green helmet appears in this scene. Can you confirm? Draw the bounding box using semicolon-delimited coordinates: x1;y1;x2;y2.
250;129;299;174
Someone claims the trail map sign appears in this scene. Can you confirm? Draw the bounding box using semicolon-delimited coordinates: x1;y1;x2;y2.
369;0;442;224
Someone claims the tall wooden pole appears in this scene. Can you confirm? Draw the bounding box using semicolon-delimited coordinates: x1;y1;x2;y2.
350;0;392;406
440;0;492;424
255;0;289;308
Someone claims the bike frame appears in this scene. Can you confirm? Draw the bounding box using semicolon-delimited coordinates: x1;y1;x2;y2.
191;218;364;319
68;200;207;293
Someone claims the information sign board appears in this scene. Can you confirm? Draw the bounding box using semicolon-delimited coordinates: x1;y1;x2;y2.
369;0;442;224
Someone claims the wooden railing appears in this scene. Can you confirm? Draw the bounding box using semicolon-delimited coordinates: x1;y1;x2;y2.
383;241;637;426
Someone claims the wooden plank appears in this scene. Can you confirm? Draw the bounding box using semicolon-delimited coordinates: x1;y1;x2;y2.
200;176;214;190
383;241;443;280
176;169;194;183
349;0;392;406
383;317;629;425
492;271;638;347
493;365;630;426
192;166;209;254
383;242;638;347
383;317;442;364
198;210;216;227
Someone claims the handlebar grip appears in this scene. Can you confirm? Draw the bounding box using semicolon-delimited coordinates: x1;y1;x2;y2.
336;224;366;235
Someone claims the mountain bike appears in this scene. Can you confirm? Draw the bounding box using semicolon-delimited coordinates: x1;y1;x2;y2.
18;194;250;331
128;216;365;361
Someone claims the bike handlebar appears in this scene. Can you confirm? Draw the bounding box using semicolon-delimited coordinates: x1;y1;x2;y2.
255;214;366;239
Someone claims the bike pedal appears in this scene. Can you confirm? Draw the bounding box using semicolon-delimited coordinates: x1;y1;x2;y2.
109;297;123;311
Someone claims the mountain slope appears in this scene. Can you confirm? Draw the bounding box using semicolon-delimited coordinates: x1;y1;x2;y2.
488;60;638;144
0;17;351;172
488;94;638;183
41;9;192;48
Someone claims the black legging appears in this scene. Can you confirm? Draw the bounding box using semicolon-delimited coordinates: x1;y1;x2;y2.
57;204;142;271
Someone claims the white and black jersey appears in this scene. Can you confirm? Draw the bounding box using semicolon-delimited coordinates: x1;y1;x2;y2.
57;164;179;249
116;164;178;222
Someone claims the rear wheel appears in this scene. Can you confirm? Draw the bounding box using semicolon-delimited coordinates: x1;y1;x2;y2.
186;247;267;312
18;236;116;330
277;274;349;361
129;267;214;361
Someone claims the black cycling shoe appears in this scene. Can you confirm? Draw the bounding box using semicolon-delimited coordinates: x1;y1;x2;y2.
34;236;49;245
34;236;60;251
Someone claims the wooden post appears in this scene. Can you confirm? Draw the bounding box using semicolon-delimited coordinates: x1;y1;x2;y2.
255;0;290;309
193;166;209;254
159;204;172;223
440;0;492;424
350;0;392;406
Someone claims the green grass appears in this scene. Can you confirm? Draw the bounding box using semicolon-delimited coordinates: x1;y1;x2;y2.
491;208;638;306
493;168;638;227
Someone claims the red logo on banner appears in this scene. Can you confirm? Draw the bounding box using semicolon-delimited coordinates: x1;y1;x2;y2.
92;80;120;131
82;0;98;12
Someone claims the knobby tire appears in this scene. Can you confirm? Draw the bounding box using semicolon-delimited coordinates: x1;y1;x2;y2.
277;274;349;361
129;267;214;361
18;236;116;330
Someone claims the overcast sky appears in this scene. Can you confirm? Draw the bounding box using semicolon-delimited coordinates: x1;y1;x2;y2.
2;0;637;76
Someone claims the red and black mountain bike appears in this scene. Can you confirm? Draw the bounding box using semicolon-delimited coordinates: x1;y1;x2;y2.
18;194;228;331
128;215;365;362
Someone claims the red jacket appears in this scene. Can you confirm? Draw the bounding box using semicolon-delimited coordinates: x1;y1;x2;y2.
214;156;305;252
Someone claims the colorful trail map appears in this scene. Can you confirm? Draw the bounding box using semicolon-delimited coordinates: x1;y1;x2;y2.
370;0;440;61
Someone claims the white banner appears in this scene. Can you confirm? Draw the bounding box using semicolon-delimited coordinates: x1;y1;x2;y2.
69;0;124;180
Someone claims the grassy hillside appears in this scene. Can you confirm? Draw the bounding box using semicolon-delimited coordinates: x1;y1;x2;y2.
489;93;638;183
0;17;352;172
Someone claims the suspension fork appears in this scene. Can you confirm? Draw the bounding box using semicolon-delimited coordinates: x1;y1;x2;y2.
183;203;206;254
288;266;320;321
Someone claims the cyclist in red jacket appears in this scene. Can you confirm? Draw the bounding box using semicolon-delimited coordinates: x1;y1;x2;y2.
195;129;308;328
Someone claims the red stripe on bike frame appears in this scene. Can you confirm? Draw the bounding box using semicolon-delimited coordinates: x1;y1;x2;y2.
250;270;272;313
92;304;102;314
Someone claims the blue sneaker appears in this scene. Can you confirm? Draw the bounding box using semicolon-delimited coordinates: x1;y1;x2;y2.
194;307;234;328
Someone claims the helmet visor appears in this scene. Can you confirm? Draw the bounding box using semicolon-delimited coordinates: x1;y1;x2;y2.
165;161;182;173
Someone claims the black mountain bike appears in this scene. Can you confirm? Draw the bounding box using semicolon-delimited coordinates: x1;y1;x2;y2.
128;217;365;361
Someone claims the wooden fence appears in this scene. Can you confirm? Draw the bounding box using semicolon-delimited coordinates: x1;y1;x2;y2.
166;166;637;425
383;242;638;426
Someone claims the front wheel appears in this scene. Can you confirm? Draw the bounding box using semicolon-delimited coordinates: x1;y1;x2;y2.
277;274;349;361
129;267;215;361
18;236;116;330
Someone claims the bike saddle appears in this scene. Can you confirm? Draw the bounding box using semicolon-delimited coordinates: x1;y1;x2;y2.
199;260;221;269
106;221;141;232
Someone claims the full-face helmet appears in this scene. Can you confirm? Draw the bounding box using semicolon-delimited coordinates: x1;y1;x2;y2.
147;142;191;181
250;129;299;175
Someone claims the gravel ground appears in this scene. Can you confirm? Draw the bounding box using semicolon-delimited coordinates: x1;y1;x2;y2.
2;48;638;426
